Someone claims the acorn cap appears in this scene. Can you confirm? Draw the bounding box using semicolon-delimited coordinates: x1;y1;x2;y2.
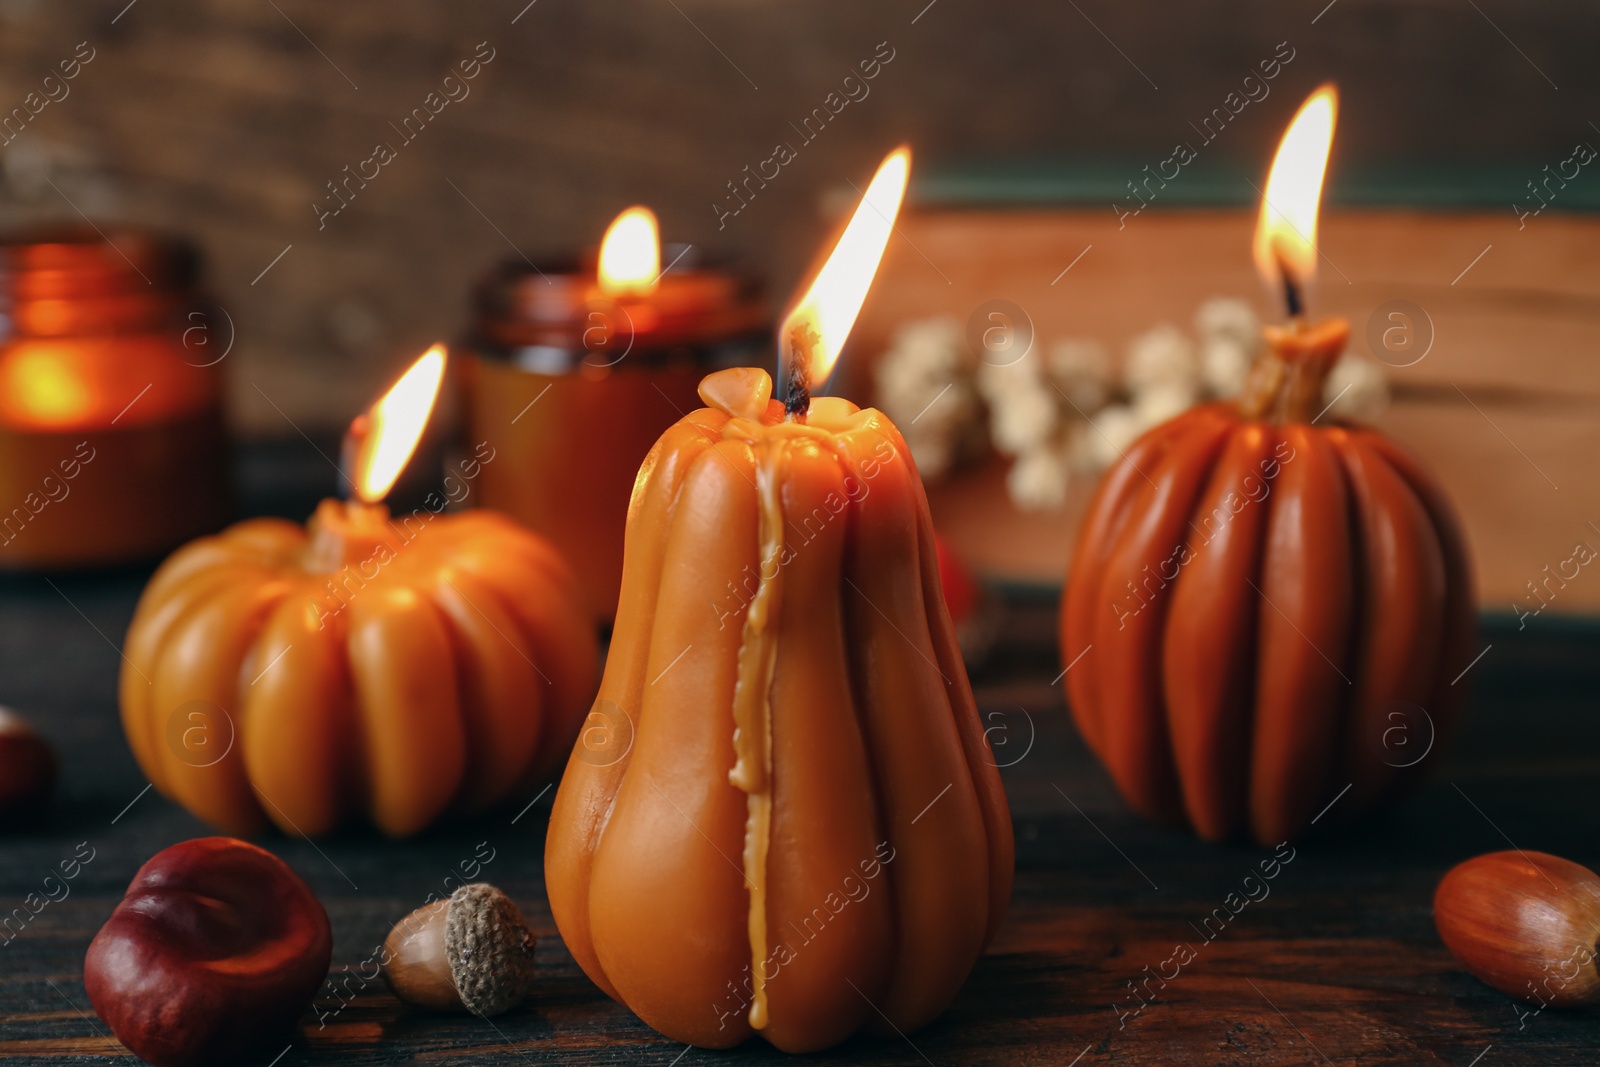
444;883;536;1016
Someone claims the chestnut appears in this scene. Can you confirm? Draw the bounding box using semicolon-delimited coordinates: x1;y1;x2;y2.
0;707;56;824
85;837;332;1067
1434;849;1600;1008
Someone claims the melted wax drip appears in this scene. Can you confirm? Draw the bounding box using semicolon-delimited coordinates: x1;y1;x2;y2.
728;438;787;1030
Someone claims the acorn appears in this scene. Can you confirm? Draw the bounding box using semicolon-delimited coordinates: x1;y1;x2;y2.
381;883;536;1016
1434;850;1600;1007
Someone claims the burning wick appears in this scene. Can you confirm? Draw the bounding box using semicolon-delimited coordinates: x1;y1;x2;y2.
783;322;822;419
1278;255;1304;320
340;414;371;500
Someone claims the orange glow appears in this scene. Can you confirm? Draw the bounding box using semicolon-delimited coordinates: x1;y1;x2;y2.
351;344;447;503
781;146;911;386
2;347;94;428
598;206;660;296
1253;84;1337;297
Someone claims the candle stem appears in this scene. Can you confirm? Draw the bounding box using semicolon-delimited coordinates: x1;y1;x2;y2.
303;498;399;573
1237;316;1349;423
783;321;821;420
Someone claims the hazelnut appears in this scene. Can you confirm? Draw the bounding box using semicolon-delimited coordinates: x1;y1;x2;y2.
85;837;332;1067
0;707;56;824
382;883;535;1016
1434;850;1600;1007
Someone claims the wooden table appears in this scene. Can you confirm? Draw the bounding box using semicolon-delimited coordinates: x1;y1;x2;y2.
0;460;1597;1065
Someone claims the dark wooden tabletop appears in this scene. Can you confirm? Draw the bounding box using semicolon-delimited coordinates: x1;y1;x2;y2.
1;449;1597;1066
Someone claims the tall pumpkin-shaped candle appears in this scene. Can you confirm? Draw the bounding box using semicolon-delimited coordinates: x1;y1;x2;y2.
1062;86;1476;845
546;148;1014;1052
121;346;597;837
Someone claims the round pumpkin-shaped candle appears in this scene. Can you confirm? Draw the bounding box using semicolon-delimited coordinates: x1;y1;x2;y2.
1061;319;1476;845
120;500;597;837
546;367;1014;1053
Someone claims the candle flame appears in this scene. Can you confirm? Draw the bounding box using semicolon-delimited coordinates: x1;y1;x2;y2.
352;344;446;503
1;347;94;428
1253;84;1337;302
598;206;660;296
782;146;911;387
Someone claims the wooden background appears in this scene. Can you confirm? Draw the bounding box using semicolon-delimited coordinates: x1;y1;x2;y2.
0;0;1596;431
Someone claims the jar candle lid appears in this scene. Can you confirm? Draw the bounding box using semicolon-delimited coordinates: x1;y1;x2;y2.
470;249;768;356
0;227;201;339
0;226;198;296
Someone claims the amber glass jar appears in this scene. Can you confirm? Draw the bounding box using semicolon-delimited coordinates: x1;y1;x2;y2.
459;250;768;622
0;228;229;569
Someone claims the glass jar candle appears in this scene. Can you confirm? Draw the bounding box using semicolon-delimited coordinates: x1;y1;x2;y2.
0;228;229;569
459;247;768;622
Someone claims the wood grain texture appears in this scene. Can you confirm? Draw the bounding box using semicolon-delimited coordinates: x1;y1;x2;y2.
0;569;1595;1064
0;1;1595;433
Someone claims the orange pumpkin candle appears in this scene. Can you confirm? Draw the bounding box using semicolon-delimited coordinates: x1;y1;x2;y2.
546;149;1014;1053
1061;86;1476;845
120;346;597;838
